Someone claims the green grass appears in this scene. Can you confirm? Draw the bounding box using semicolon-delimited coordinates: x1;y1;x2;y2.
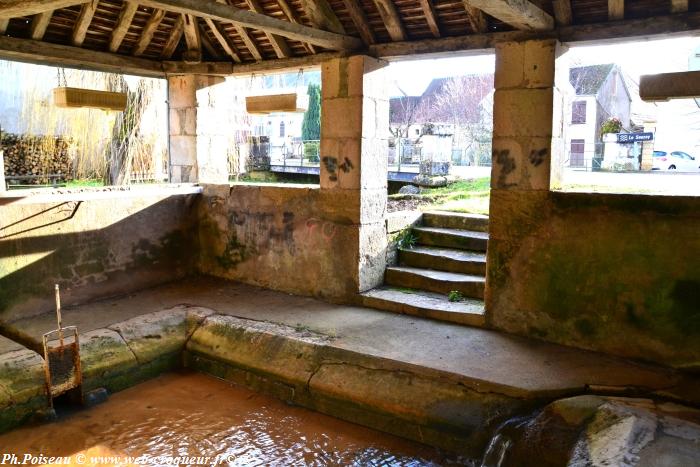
421;177;491;215
66;179;105;187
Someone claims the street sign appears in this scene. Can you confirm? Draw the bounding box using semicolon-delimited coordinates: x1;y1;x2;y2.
617;132;654;143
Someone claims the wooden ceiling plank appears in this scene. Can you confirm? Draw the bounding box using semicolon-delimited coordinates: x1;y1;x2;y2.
109;1;138;52
215;0;262;61
671;0;688;13
29;11;53;40
204;17;242;62
0;34;164;77
419;0;440;37
276;0;316;54
133;8;166;56
0;0;90;18
462;2;487;33
161;14;184;59
341;0;375;45
373;0;407;41
552;0;572;26
608;0;624;20
71;1;98;46
198;20;221;59
245;0;290;58
299;0;345;34
137;0;363;50
466;0;554;30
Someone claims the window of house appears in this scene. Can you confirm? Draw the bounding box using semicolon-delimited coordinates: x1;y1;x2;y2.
279;121;285;137
572;101;587;124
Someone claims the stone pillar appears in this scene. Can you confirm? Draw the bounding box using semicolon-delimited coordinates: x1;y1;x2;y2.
320;55;389;293
641;120;656;171
487;39;566;317
168;75;198;183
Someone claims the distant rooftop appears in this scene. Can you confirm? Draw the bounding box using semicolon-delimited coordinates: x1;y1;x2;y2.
569;64;616;95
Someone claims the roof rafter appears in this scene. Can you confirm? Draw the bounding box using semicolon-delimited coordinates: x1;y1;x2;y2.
71;1;98;46
161;14;184;59
182;13;203;61
419;0;441;37
341;0;375;45
299;0;345;34
462;2;487;33
0;19;7;34
608;0;624;21
137;0;362;51
373;0;407;41
0;0;90;18
466;0;554;30
110;1;138;52
204;17;242;62
552;0;572;26
277;0;316;54
245;0;290;59
29;11;53;40
133;8;166;56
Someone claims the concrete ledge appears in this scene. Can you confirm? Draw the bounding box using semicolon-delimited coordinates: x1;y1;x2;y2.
0;338;46;433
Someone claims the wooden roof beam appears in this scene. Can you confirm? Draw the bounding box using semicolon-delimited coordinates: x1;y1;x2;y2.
640;70;700;101
0;19;8;34
245;0;290;59
419;0;441;38
463;2;487;33
204;17;241;62
341;0;375;45
133;8;166;56
373;0;407;41
29;11;53;40
182;13;202;61
161;14;184;58
71;1;98;46
299;0;345;34
277;0;316;54
0;34;164;77
137;0;362;51
110;1;138;52
0;0;90;18
608;0;624;21
466;0;553;30
552;0;572;26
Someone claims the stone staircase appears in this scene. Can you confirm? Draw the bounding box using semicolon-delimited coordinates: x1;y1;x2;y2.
362;211;488;326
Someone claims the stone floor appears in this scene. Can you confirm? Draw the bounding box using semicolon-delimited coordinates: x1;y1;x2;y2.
3;275;692;401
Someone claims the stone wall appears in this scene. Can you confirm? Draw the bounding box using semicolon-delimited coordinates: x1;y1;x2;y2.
487;191;700;371
197;183;382;302
0;188;200;321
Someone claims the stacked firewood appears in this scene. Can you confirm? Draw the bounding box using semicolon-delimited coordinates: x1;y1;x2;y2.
1;134;73;183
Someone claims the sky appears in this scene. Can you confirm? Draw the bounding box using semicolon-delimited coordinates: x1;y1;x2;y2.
387;36;700;97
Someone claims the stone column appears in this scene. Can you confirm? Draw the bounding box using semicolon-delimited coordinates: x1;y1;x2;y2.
320;55;389;293
487;39;566;317
168;75;198;183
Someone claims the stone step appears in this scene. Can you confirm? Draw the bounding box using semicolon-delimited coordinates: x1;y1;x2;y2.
362;286;486;327
413;226;488;251
385;266;485;299
399;245;486;276
422;211;489;232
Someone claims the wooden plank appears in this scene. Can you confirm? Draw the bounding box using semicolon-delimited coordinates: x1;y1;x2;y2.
204;17;241;62
235;25;263;60
0;0;90;18
29;11;53;40
133;8;166;56
181;13;202;61
419;0;440;37
671;0;688;14
462;2;487;33
373;0;407;41
466;0;554;30
198;20;221;59
371;11;700;59
552;0;572;26
137;0;363;50
71;1;98;46
0;19;8;34
341;0;375;45
245;0;290;58
161;14;184;59
299;0;345;34
277;0;316;53
109;1;138;52
608;0;624;21
640;70;700;101
0;34;164;77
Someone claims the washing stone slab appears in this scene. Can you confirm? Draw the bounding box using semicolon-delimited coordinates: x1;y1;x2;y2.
0;336;46;433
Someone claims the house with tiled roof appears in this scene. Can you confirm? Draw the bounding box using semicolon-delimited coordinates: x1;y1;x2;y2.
567;64;632;168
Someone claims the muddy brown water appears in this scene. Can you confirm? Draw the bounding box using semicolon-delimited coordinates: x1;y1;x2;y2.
0;372;470;466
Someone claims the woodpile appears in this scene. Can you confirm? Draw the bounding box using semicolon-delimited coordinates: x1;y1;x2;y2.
1;134;73;184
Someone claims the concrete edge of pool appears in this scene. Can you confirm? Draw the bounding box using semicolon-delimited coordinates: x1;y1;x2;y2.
2;290;699;459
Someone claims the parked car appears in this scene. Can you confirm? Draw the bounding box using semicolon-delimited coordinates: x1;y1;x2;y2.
652;150;700;171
